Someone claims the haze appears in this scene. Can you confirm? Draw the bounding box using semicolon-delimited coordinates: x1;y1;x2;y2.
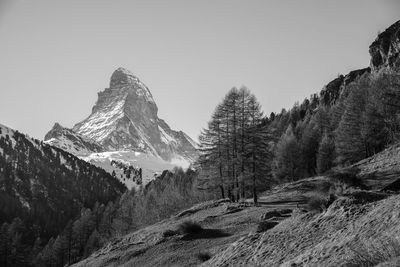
0;0;399;141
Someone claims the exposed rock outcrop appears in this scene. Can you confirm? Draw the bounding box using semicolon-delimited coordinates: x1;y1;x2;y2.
45;122;103;156
319;68;370;106
370;20;400;71
320;20;400;106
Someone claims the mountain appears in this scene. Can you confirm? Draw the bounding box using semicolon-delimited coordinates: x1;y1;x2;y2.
0;123;126;264
45;122;103;156
44;68;198;188
73;67;197;162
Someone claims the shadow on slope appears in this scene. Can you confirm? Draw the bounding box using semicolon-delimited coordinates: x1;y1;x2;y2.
181;228;231;241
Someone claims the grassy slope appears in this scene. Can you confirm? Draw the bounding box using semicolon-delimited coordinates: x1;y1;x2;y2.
205;193;399;266
74;143;400;267
72;200;267;267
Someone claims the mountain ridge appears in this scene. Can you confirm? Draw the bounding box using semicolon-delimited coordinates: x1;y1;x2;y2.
0;122;126;262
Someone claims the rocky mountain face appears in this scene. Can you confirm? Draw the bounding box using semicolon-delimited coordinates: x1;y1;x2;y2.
370;20;400;71
45;68;198;164
45;122;103;156
319;67;370;106
319;20;400;107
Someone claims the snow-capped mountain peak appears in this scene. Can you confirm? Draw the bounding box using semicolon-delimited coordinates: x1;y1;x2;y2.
44;68;198;189
71;68;198;162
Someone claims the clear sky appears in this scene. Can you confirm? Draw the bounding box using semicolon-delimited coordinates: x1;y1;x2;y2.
0;0;399;141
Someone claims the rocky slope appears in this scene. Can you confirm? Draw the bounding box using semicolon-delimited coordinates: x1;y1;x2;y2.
370;20;400;71
204;191;397;267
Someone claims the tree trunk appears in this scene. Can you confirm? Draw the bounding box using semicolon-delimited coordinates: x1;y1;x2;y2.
219;185;225;199
253;176;257;204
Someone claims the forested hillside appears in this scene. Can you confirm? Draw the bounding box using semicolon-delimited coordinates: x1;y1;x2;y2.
0;124;126;266
198;20;400;203
109;167;211;236
198;69;400;202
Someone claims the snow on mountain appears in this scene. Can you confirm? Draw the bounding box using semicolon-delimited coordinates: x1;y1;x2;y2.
71;67;198;162
44;122;103;156
44;68;198;188
43;123;181;189
81;151;181;190
0;123;16;150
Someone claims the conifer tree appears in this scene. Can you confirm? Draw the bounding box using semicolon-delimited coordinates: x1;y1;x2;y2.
0;223;10;267
272;125;301;182
335;78;368;165
53;234;68;266
316;132;335;174
245;94;269;203
198;87;270;201
362;90;387;157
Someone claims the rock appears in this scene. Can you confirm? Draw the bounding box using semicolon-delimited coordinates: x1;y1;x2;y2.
256;220;279;233
260;210;282;221
369;20;400;71
110;67;141;87
277;209;293;215
319;68;370;106
44;122;103;156
224;205;243;214
260;209;293;220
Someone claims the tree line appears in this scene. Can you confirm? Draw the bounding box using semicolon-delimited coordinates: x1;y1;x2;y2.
198;70;400;201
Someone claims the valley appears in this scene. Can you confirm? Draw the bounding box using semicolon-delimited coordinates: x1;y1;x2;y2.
1;7;400;267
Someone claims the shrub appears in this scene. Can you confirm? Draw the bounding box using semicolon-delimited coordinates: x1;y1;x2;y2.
306;194;327;213
327;167;367;189
329;181;351;197
177;221;203;235
348;190;388;204
162;229;177;238
196;251;211;262
256;220;279;233
260;210;282;220
181;228;230;241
